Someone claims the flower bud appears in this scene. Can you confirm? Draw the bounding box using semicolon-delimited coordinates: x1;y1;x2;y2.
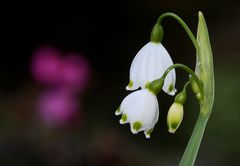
167;103;184;133
189;76;202;101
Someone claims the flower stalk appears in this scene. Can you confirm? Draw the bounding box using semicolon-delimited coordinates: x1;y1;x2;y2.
157;12;200;54
156;12;214;166
179;12;215;166
148;64;202;96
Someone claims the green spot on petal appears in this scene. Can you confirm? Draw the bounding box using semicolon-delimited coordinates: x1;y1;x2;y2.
133;121;142;131
128;80;133;88
168;121;179;133
116;107;120;113
171;122;178;130
121;114;127;122
145;82;150;88
146;129;153;135
168;84;174;92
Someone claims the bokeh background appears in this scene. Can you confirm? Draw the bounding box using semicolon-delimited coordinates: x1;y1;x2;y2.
1;1;240;166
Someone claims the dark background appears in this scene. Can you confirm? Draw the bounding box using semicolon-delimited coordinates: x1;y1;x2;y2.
1;1;240;165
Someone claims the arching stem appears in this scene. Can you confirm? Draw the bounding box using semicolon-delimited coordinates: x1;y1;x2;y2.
162;64;203;94
157;12;200;54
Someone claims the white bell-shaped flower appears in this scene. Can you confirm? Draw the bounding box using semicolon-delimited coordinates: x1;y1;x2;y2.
115;89;159;139
126;42;176;95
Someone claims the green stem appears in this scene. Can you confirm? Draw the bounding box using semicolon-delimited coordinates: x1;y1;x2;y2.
157;12;214;166
179;111;208;166
183;81;190;92
149;12;214;166
162;64;203;94
157;12;200;54
179;12;215;166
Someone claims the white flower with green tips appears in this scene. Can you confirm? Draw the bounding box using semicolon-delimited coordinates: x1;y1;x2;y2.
126;42;176;95
115;89;159;139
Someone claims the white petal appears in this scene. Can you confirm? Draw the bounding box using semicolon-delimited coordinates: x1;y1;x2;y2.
115;108;121;116
127;44;147;90
148;46;162;83
127;42;176;95
157;43;176;95
117;90;140;116
148;43;165;81
141;42;175;94
119;118;127;124
123;90;158;132
138;44;157;88
130;124;138;134
137;54;148;88
144;97;159;138
126;82;139;91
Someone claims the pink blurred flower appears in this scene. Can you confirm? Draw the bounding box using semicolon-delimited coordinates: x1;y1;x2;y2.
31;47;91;92
31;46;91;127
61;54;91;92
31;46;62;85
37;89;79;127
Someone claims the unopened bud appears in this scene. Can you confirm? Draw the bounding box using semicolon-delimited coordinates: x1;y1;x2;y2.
167;103;184;133
189;76;202;100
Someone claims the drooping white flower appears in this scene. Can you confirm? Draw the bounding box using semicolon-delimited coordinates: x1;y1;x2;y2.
126;42;176;95
115;89;159;139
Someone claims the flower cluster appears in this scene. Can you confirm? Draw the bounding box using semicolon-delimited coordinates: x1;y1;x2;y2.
114;11;213;166
115;40;179;138
31;46;91;127
114;16;203;138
